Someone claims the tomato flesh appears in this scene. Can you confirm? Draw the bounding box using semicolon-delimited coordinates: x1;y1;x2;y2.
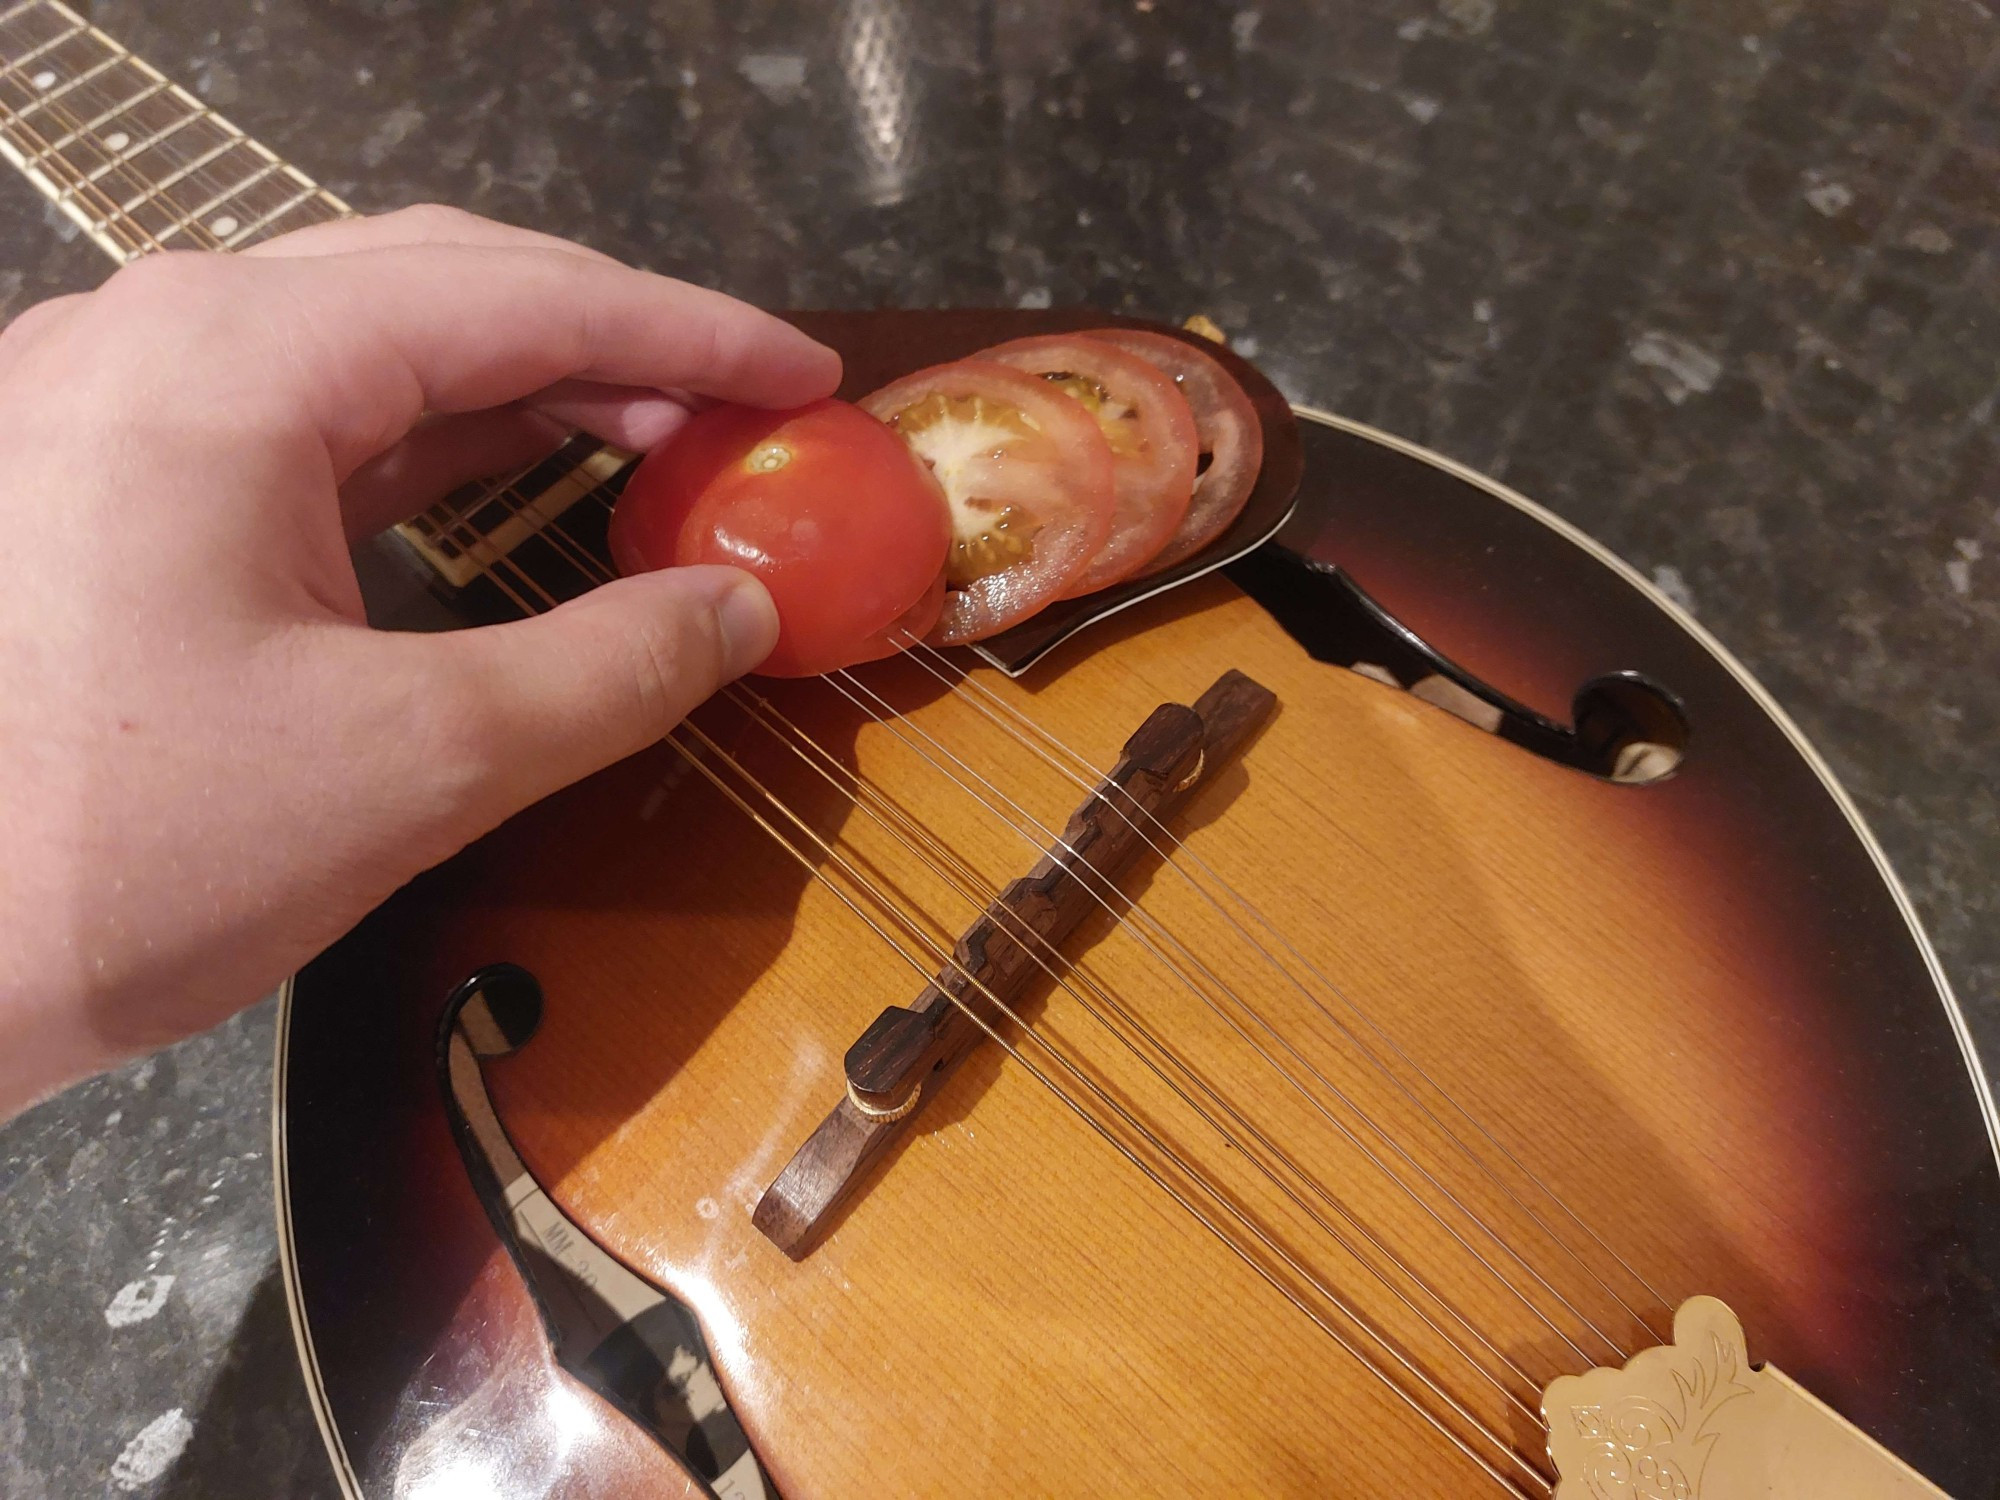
607;399;950;677
979;334;1199;595
862;360;1115;644
1084;329;1264;576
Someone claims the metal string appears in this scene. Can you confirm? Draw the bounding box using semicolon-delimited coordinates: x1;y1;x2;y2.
724;678;1552;1414
894;636;1676;1336
534;486;1636;1365
516;477;1653;1375
385;492;1551;1488
821;660;1629;1365
546;480;1661;1359
458;481;1625;1386
502;484;1627;1370
510;493;1648;1439
0;26;258;256
669;718;1552;1497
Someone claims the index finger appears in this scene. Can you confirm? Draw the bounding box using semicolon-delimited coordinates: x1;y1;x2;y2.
240;202;626;268
224;242;841;474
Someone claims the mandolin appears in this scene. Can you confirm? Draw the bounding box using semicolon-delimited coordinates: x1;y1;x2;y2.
4;5;1995;1497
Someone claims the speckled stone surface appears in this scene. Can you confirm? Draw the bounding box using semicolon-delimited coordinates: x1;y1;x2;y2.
1;1;1994;1495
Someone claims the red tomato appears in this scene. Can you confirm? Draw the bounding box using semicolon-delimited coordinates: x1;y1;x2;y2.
861;360;1116;644
607;399;950;677
979;333;1199;596
1085;329;1264;576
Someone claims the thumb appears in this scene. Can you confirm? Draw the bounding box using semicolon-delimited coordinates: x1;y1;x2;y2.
416;564;777;828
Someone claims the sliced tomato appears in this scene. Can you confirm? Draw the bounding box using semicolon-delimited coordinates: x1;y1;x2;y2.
861;359;1116;644
607;399;950;677
978;333;1199;596
1084;329;1264;576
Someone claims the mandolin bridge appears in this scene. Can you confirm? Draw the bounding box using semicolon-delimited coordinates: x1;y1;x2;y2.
752;668;1278;1257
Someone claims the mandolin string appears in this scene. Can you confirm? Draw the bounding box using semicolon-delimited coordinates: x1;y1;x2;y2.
903;643;1676;1326
821;662;1629;1364
414;492;1559;1484
528;494;1625;1379
557;487;1665;1360
525;479;1647;1367
504;482;1563;1382
669;717;1552;1497
0;48;261;256
494;479;1561;1399
550;482;1646;1347
426;367;1685;1432
892;635;1676;1335
723;679;1552;1414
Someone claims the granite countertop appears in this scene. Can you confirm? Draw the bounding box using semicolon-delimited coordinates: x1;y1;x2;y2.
3;1;1995;1495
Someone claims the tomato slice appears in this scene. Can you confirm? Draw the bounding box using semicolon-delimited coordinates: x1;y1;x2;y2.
607;399;950;677
1083;329;1264;576
861;360;1116;644
978;333;1199;596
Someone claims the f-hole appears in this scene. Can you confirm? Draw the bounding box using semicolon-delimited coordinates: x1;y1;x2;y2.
1573;673;1688;784
434;964;779;1500
1226;547;1692;784
442;962;544;1060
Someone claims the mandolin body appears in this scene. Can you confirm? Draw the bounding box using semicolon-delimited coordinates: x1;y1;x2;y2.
278;316;2000;1500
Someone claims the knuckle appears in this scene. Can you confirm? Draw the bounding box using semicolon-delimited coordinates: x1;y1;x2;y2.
405;663;511;830
103;248;224;303
670;309;730;392
93;254;241;352
382;202;479;237
625;601;723;736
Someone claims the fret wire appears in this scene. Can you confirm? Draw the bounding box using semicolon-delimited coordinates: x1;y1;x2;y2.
28;74;167;160
8;27;115;86
152;158;283;243
0;3;348;264
0;20;83;73
8;47;116;118
0;12;224;257
111;132;239;211
70;108;202;191
0;81;150;259
29;58;163;145
144;133;284;223
0;2;38;30
222;181;328;246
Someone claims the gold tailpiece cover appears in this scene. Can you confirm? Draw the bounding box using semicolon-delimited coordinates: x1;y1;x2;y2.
1542;1297;1951;1499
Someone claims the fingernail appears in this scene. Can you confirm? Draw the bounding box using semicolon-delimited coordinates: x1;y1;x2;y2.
716;577;780;678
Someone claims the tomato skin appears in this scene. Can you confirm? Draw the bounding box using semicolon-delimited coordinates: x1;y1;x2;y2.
860;360;1116;644
1084;329;1264;576
979;333;1199;596
608;399;949;677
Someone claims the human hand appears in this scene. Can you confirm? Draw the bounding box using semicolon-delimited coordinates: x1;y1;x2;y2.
0;206;841;1117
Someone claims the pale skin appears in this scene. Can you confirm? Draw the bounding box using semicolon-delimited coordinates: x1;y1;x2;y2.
0;206;843;1119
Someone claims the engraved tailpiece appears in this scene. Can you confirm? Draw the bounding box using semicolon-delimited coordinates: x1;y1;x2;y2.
1543;1299;1951;1499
